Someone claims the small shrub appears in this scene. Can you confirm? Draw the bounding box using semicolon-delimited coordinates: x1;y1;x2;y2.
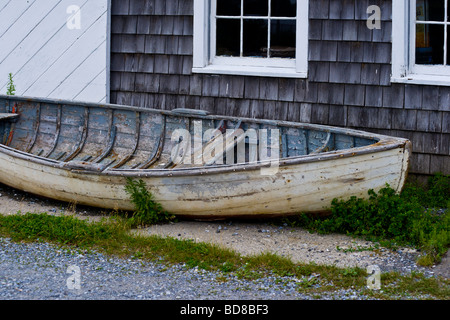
283;174;449;265
6;73;16;95
401;173;449;209
124;178;175;227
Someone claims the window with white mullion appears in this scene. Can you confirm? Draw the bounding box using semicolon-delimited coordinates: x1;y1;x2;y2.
193;0;308;78
413;0;450;75
213;0;296;62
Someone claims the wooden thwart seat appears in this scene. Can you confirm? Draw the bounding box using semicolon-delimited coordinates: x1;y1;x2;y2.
0;113;19;121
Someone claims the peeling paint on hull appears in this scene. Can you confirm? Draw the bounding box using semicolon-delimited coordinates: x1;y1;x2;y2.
0;95;411;218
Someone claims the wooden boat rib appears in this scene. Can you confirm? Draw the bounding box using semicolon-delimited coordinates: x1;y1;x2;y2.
0;95;411;219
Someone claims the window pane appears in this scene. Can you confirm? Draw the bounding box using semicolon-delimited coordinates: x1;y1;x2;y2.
243;19;268;57
270;20;296;58
244;0;268;16
416;0;445;21
416;24;444;64
217;0;241;16
448;26;450;65
271;0;296;17
216;19;240;56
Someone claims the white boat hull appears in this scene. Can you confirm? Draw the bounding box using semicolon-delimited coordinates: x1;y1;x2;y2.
0;141;410;218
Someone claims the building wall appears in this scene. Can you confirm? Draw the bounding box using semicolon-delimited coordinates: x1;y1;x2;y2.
0;0;110;103
110;0;449;176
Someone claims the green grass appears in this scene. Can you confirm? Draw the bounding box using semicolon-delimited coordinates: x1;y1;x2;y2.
0;212;448;299
0;173;447;299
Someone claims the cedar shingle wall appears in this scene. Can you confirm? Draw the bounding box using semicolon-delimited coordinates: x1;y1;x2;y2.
110;0;449;176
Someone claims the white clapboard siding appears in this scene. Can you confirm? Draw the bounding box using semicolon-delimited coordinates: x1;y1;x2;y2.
0;0;109;103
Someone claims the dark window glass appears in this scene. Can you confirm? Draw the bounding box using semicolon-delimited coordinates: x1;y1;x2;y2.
416;24;444;64
217;0;241;16
244;0;268;16
271;0;296;17
447;26;450;65
270;20;296;58
416;0;445;21
216;19;240;56
243;19;268;57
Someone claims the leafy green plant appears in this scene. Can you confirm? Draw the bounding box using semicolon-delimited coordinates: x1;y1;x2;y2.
6;73;16;95
124;178;175;227
401;173;449;209
282;174;449;265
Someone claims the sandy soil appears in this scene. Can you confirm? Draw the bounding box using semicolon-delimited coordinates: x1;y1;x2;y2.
0;183;448;278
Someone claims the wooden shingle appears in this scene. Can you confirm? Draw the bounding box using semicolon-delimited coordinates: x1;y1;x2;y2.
382;85;404;109
309;0;330;19
202;75;220;97
278;79;295;102
411;153;430;175
337;42;351;62
319;83;344;105
137;16;151;34
309;61;330;82
129;0;154;15
329;0;355;20
189;74;202;96
328;105;347;126
137;54;154;73
178;75;190;95
329;63;361;84
322;20;343;41
440;133;449;155
365;85;383;107
416;110;430;131
376;108;392;129
168;55;184;74
360;63;380;85
244;77;260;100
259;78;279;100
438;87;450;111
309;20;322;40
154;0;166;15
428;111;443;133
391;109;417;130
299;103;312;123
404;85;423;109
159;74;180;94
344;84;365;106
111;0;130;15
430;155;449;174
311;104;330;124
342;20;358;41
153;55;169;74
422;86;439;110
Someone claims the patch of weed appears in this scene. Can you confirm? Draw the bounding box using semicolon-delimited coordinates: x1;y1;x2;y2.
124;178;175;227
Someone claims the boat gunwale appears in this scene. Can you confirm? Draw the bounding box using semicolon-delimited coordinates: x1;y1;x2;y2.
0;95;410;178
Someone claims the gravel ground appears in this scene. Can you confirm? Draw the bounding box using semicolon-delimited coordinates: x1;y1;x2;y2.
0;183;448;301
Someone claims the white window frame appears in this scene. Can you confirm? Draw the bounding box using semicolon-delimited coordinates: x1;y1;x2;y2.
392;0;450;86
193;0;308;78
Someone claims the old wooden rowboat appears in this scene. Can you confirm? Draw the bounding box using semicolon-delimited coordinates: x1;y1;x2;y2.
0;95;411;219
